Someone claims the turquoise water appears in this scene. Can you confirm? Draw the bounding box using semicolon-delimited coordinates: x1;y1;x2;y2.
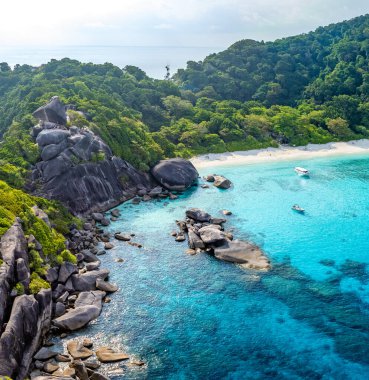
72;154;369;379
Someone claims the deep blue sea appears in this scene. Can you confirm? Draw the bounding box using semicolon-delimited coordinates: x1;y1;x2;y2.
0;45;221;79
68;154;369;379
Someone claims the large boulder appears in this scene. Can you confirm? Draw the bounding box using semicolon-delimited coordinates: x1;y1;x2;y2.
96;278;118;293
185;208;211;222
198;225;226;244
41;140;68;161
36;129;70;148
213;175;232;189
53;305;101;331
33;96;67;125
74;290;105;309
213;240;270;270
151;158;198;191
58;262;78;284
187;230;205;249
34;156;151;215
71;269;109;292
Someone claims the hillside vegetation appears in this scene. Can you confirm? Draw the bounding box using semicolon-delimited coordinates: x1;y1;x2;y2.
175;14;369;106
0;15;368;188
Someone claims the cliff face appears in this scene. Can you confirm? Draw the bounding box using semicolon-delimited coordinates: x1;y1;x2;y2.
0;221;52;380
30;97;153;215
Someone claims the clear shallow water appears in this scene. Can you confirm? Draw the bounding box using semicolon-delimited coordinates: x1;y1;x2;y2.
0;45;221;79
71;154;369;379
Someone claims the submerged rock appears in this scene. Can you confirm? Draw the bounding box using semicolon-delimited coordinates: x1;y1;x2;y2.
67;340;93;359
114;232;131;241
214;240;270;270
95;347;129;362
151;158;198;191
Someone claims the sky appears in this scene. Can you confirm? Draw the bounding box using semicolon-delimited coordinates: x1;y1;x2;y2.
1;0;369;48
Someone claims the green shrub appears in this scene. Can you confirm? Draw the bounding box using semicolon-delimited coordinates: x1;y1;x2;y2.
60;249;77;264
29;248;46;276
91;150;106;163
14;282;25;295
29;272;50;294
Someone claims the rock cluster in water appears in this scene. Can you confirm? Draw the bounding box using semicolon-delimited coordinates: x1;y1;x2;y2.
174;208;270;270
203;174;232;189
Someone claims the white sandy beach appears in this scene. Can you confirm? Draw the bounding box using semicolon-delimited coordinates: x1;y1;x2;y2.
191;139;369;169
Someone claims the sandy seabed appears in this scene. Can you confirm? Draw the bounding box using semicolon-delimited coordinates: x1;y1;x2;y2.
191;139;369;169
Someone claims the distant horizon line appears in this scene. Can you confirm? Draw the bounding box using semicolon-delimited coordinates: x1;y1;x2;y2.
0;45;224;49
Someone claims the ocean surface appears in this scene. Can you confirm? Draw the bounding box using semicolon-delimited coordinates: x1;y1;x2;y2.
0;45;222;79
66;154;369;379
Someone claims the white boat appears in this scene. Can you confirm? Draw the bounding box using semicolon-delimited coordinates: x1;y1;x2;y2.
292;204;305;213
294;167;309;176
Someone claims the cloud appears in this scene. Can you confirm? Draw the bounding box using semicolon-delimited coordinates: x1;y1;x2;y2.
154;24;174;30
0;0;368;47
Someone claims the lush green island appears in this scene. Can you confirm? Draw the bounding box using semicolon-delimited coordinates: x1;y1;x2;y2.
0;13;369;379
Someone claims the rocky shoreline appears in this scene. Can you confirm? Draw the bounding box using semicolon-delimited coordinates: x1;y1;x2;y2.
0;96;271;379
0;206;136;379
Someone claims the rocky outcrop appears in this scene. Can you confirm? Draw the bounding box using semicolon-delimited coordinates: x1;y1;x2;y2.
174;208;271;270
0;220;28;326
0;221;53;379
31;97;153;215
151;158;198;191
30;97;200;215
33;96;67;126
0;290;52;380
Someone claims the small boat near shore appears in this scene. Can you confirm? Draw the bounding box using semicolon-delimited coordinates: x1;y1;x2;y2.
294;167;309;176
295;167;309;176
292;204;305;213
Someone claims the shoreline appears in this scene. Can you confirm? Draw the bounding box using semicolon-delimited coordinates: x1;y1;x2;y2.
191;139;369;169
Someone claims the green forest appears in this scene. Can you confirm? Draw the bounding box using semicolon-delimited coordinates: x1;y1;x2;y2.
1;14;369;190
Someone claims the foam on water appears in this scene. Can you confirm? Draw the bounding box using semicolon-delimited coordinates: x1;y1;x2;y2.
70;154;369;379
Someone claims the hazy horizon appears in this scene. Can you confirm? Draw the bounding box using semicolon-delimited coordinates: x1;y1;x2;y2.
1;1;369;48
